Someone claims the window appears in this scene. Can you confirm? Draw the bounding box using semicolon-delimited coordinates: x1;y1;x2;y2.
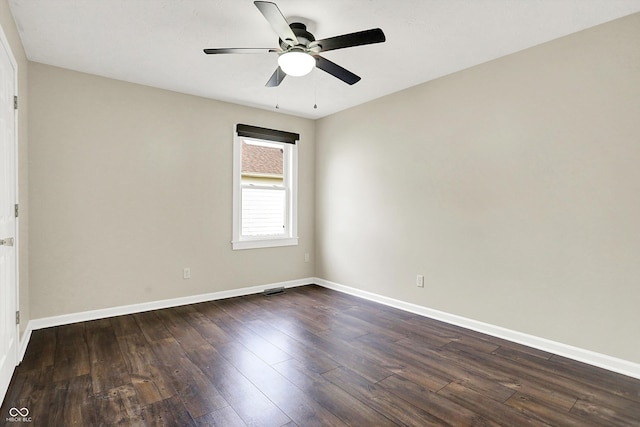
232;124;298;250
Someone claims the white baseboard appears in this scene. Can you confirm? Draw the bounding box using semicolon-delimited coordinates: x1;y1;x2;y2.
18;327;32;364
18;277;640;380
18;278;311;361
314;278;640;380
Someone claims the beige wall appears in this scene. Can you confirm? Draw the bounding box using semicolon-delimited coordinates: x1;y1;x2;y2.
316;14;640;363
1;0;29;337
28;63;315;319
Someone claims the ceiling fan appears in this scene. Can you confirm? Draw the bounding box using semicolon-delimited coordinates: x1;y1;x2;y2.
203;1;386;87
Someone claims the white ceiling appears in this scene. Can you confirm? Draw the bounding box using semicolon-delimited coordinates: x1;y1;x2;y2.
8;0;640;119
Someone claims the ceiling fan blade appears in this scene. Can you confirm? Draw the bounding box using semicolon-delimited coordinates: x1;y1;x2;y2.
254;1;298;46
266;67;286;87
316;28;386;53
203;48;278;54
315;56;361;85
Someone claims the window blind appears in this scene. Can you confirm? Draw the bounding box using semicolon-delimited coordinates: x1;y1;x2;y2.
236;124;299;144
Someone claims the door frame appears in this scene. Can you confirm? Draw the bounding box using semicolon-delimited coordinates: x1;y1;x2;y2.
0;18;20;386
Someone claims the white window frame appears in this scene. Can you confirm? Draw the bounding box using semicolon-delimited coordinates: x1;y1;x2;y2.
232;132;298;250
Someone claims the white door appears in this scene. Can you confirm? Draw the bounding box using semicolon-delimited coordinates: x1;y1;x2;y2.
0;29;18;401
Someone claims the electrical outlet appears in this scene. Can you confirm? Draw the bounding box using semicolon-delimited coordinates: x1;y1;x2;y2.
304;253;310;263
183;268;191;279
416;274;424;288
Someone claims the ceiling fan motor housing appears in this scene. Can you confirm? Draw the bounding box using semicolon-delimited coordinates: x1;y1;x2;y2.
280;22;318;52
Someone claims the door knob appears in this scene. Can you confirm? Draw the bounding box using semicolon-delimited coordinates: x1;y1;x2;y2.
0;237;14;246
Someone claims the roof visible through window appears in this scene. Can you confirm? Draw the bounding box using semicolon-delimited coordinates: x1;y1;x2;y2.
241;141;283;177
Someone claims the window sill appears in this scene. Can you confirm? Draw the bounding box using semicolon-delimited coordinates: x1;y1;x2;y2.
232;237;299;250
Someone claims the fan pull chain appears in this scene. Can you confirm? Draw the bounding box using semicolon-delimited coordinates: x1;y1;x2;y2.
313;70;318;109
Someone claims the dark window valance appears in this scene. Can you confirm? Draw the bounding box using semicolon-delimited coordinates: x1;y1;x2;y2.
236;124;299;144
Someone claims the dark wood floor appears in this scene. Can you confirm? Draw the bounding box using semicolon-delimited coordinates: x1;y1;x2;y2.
2;285;640;426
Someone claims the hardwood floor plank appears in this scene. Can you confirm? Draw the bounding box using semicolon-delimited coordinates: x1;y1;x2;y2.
154;306;211;352
505;392;595;427
316;319;369;341
182;305;235;345
213;296;268;321
571;397;640;427
548;354;640;403
86;319;131;395
224;325;293;367
52;323;90;382
270;325;394;383
378;374;501;427
94;383;146;426
194;301;297;367
438;382;544;427
149;337;228;419
140;395;197;427
134;311;173;342
116;333;175;405
349;333;453;393
16;328;56;372
202;308;295;367
322;366;446;427
217;340;349;427
397;336;578;409
404;318;501;354
243;318;341;374
493;342;640;405
331;310;406;343
273;358;399;427
443;337;501;355
47;381;72;426
110;313;145;338
447;342;638;414
194;405;248;427
60;374;98;426
186;343;292;427
286;285;358;311
396;329;455;349
491;341;553;363
342;304;435;340
360;333;515;402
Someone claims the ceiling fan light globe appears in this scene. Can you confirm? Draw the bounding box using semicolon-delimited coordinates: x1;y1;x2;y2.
278;51;315;76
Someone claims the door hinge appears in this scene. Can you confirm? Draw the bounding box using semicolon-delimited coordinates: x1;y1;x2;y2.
14;95;18;110
16;311;20;324
14;204;18;218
